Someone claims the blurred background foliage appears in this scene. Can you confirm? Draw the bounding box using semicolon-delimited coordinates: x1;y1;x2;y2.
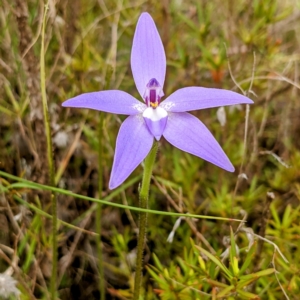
0;0;300;299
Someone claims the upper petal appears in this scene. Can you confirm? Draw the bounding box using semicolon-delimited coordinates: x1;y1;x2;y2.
161;87;253;112
109;115;153;189
62;90;146;115
163;112;234;172
131;12;166;99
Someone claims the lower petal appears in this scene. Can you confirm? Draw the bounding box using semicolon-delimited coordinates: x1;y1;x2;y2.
163;112;234;172
109;115;154;189
143;106;168;141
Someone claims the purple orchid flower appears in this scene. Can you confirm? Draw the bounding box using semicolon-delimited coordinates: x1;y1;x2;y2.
62;12;253;189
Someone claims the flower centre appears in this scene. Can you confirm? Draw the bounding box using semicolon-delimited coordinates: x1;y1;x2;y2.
143;106;168;141
143;78;162;108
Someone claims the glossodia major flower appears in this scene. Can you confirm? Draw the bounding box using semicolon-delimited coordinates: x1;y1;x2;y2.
62;12;253;189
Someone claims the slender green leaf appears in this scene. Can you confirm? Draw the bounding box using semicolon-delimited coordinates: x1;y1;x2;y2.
0;171;244;222
239;242;257;275
195;245;233;278
239;268;275;284
216;285;235;298
237;288;260;299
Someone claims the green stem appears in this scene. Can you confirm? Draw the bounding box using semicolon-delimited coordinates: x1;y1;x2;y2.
95;62;113;299
133;142;158;300
0;170;244;222
96;112;105;300
40;3;57;299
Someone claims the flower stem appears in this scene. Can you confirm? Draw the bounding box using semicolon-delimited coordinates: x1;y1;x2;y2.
133;142;158;300
40;3;57;299
96;112;105;300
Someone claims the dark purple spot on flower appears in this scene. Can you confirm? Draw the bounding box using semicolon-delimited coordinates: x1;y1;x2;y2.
144;78;161;108
147;78;160;88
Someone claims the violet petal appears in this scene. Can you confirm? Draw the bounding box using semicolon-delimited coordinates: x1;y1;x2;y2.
62;90;146;115
109;115;154;189
131;12;166;99
161;87;253;112
143;107;168;141
163;112;234;172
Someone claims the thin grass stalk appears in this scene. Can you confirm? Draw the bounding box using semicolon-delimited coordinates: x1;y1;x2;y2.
95;62;113;299
40;3;57;299
133;142;158;300
0;170;244;222
96;112;105;300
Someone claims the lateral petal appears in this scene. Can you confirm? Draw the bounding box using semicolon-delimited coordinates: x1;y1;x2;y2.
131;12;166;99
109;115;153;189
161;87;253;112
163;112;234;172
62;90;146;115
